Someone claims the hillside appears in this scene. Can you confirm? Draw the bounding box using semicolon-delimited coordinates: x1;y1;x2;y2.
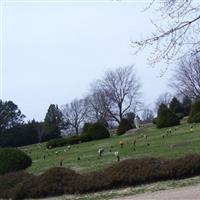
20;119;200;174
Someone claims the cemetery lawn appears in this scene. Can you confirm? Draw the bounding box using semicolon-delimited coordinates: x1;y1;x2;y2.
20;120;200;175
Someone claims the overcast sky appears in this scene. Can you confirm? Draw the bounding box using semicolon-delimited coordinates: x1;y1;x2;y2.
1;1;173;121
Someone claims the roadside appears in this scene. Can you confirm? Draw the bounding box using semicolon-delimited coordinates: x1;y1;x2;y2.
113;184;200;200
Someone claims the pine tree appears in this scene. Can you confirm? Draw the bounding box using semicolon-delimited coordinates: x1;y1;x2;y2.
157;104;180;128
42;104;62;141
169;97;184;114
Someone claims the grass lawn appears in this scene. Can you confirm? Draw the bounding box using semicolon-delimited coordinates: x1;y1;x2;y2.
20;120;200;174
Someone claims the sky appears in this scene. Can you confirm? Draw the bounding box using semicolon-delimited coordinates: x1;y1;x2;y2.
1;1;173;121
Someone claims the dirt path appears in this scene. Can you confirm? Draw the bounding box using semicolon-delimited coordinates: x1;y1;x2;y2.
113;184;200;200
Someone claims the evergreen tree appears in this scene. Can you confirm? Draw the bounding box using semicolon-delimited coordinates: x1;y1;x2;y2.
0;121;39;147
43;104;62;141
188;99;200;123
0;100;25;134
157;104;180;128
169;97;184;114
182;96;192;116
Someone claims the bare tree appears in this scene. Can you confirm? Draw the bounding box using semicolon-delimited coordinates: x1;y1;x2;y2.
155;92;172;112
84;92;109;124
170;54;200;99
61;99;88;135
141;108;154;123
90;66;141;124
132;0;200;67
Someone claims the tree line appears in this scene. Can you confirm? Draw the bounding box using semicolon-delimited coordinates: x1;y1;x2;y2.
0;61;198;147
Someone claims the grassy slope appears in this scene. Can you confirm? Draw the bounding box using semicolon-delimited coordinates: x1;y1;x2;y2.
20;120;200;174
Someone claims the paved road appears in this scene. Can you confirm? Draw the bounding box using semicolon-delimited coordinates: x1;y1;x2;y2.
113;184;200;200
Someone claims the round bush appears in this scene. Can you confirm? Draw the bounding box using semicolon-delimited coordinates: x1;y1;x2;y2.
81;122;110;141
156;104;180;128
117;119;133;135
0;148;32;174
188;99;200;123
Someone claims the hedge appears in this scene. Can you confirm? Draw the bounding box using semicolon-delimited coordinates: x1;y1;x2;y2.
46;136;80;149
3;154;200;199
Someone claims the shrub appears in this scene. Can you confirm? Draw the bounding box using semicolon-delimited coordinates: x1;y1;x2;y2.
156;104;180;128
79;133;92;142
13;167;80;199
152;117;157;125
117;118;133;135
81;122;110;141
0;148;32;175
9;154;200;199
0;171;33;199
46;136;80;149
46;123;110;148
176;113;185;120
188;99;200;123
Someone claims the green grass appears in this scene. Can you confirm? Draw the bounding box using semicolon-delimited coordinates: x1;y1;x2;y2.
20;121;200;174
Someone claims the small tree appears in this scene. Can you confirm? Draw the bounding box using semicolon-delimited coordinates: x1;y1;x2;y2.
157;104;180;128
188;99;200;123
